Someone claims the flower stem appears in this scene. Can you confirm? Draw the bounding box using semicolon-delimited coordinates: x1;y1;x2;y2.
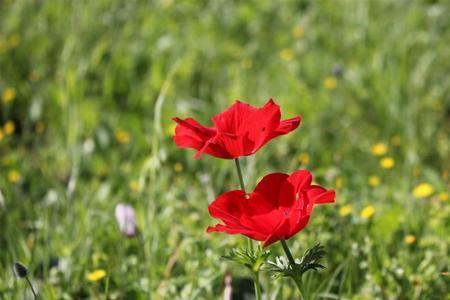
25;277;38;300
280;240;304;300
280;240;296;266
234;158;246;193
253;271;262;300
234;158;260;298
234;158;254;252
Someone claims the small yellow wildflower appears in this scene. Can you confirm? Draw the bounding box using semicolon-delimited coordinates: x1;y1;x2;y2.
0;129;3;142
0;38;7;52
87;269;106;282
243;58;253;69
297;152;310;165
280;49;294;61
335;176;343;189
36;122;46;134
115;129;130;144
404;235;416;245
130;180;141;193
26;238;35;248
8;35;20;47
360;205;375;219
443;170;449;181
8;170;20;183
339;205;352;217
371;143;387;156
368;175;380;187
292;25;305;39
323;77;337;90
29;71;39;82
166;123;177;136
2;88;16;104
391;135;401;146
412;183;434;198
174;162;183;173
380;157;395;169
4;121;15;135
439;192;448;202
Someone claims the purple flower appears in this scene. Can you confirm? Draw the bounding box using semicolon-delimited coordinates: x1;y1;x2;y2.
115;203;137;237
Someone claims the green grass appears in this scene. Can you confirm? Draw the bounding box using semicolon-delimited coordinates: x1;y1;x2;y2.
1;0;449;299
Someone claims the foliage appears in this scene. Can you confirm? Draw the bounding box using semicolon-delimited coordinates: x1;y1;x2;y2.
0;0;449;299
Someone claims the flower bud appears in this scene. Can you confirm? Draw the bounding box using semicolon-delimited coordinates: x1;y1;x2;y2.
13;262;28;278
115;203;137;237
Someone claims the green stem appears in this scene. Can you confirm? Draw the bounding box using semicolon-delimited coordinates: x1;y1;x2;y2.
234;158;254;252
234;158;246;193
234;158;261;299
253;272;262;300
25;277;38;300
280;240;304;300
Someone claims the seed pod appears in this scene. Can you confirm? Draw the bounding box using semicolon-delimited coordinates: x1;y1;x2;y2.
13;262;28;278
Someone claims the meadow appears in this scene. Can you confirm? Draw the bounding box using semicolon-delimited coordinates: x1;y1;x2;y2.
0;0;449;299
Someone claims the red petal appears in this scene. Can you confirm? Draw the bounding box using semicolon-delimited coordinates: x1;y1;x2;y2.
262;217;291;247
208;190;247;227
252;173;289;211
307;186;336;204
207;224;266;241
287;170;313;194
241;99;281;152
211;101;257;134
273;116;302;135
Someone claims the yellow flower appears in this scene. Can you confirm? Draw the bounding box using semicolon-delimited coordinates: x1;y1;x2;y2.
412;183;434;198
339;205;353;217
292;25;304;39
404;235;416;245
380;157;395;169
371;143;387;156
323;77;337;90
8;170;20;183
4;121;15;135
280;49;294;61
368;175;380;187
36;122;46;134
130;180;141;193
0;129;3;142
2;88;16;104
115;129;130;144
29;71;39;82
391;135;401;146
360;205;375;219
243;58;253;69
87;269;106;282
297;152;310;165
8;35;20;48
335;176;343;189
439;192;448;202
443;170;449;181
174;162;183;173
26;238;34;248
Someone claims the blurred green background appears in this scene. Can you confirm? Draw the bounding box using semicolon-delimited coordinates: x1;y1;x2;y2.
1;0;449;299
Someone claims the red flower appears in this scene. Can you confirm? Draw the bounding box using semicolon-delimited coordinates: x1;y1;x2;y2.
173;99;301;159
207;170;335;247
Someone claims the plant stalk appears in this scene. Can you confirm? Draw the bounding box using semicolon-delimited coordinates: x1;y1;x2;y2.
253;271;262;300
234;158;254;252
235;158;262;299
25;277;38;300
280;240;305;299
